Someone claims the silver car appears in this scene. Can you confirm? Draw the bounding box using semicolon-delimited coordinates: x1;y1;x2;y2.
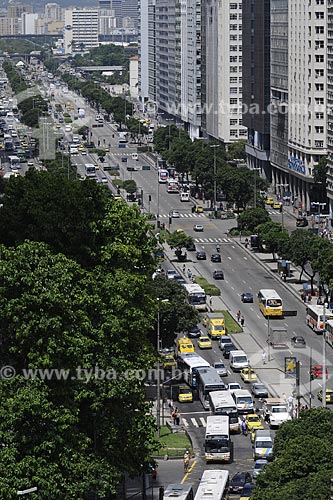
253;459;268;479
251;382;269;398
213;361;228;377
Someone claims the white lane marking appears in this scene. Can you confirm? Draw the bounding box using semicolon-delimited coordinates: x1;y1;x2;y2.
231;286;235;291
228;256;232;260
191;418;199;428
242;280;246;284
231;245;235;249
244;256;248;260
182;418;189;427
284;322;289;327
250;307;254;312
200;417;207;427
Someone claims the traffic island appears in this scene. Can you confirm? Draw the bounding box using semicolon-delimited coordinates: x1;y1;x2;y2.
155;426;192;459
222;310;243;333
194;277;220;296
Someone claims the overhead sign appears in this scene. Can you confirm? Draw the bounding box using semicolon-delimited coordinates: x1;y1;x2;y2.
285;356;297;376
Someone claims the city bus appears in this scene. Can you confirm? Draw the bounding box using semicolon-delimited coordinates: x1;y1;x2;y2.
306;304;333;334
258;289;283;317
209;390;240;433
194;470;229;500
178;353;210;388
197;367;226;410
204;416;230;463
8;155;20;168
164;484;194;500
167;179;179;193
158;168;169;183
85;163;97;179
325;320;333;349
183;284;207;312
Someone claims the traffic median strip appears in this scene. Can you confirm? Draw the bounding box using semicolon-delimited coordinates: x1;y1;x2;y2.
180;459;197;484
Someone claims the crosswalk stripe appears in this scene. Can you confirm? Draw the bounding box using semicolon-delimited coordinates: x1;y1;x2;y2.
200;417;206;427
182;418;189;427
191;417;199;428
208;238;214;242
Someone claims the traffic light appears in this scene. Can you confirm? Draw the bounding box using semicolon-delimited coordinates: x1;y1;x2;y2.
148;195;151;202
159;487;164;500
169;217;172;226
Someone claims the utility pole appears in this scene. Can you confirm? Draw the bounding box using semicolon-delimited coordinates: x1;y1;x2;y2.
323;301;327;408
296;361;301;416
210;145;220;212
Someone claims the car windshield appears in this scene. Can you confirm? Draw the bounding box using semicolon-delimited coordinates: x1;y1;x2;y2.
254;462;266;470
247;416;260;422
238;397;252;404
272;407;287;413
180;388;191;394
235;356;248;363
213;325;224;331
215;363;225;369
256;441;272;448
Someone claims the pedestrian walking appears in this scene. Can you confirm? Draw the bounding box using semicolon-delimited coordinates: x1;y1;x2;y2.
209;296;213;307
240;315;245;327
262;350;267;365
171;408;177;425
241;419;248;436
183;264;186;273
237;310;241;322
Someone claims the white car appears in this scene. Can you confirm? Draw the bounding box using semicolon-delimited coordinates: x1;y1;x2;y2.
171;210;180;218
80;150;87;155
65;125;72;132
167;270;177;280
228;382;242;392
193;224;204;232
27;161;34;167
100;176;108;184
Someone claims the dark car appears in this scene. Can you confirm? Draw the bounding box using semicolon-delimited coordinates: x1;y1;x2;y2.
241;292;253;303
196;251;207;260
186;241;196;252
296;217;308;227
223;343;236;359
240;483;255;498
229;472;252;493
211;253;221;263
291;336;306;348
188;326;202;339
219;335;232;351
172;274;186;285
213;270;224;280
251;382;269;398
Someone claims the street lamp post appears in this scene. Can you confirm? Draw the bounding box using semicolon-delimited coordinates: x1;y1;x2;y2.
276;183;289;230
253;167;261;208
165;118;173;150
156;298;169;437
210;145;220;212
323;300;328;408
156;156;160;228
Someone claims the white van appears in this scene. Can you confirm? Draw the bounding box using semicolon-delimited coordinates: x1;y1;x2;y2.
253;429;274;460
232;389;254;414
180;192;190;202
230;350;249;372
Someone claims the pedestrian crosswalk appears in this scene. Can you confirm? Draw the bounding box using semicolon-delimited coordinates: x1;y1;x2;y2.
182;416;207;428
194;237;232;244
160;213;205;218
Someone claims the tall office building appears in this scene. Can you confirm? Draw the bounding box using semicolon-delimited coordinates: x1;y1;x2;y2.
45;3;63;22
121;0;138;29
242;0;271;179
286;0;327;210
7;1;32;18
270;0;288;190
64;9;99;54
147;0;156;103
327;1;333;218
138;0;150;105
202;0;246;143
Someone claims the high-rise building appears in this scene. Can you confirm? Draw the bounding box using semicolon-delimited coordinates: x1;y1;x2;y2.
21;12;38;34
64;9;99;54
270;0;288;190
242;0;271;179
44;3;63;22
0;17;19;35
286;0;327;210
147;0;156;103
7;1;32;18
121;0;138;29
138;0;150;105
327;1;333;218
201;0;246;143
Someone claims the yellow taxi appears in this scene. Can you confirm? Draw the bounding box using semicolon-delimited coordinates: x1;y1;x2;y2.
178;384;193;403
273;202;282;210
195;206;204;213
94;164;100;170
240;367;257;383
245;413;264;432
21;142;28;147
197;336;212;349
55;124;61;129
104;147;110;152
0;142;3;149
265;197;274;206
162;354;176;370
175;228;184;233
177;337;195;355
78;145;85;151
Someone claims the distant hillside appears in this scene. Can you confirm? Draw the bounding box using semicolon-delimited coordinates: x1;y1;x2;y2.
2;0;98;9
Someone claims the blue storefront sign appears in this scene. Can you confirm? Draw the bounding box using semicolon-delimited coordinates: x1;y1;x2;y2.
288;156;306;175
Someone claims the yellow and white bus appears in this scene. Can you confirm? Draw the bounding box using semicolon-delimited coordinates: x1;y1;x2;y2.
258;289;283;318
306;304;333;334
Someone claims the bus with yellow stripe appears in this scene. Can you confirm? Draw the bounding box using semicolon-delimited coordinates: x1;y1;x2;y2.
258;289;283;318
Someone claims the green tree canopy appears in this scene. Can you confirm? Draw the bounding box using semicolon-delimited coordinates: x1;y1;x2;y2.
256;221;290;259
237;208;270;232
0;241;158;499
253;408;333;500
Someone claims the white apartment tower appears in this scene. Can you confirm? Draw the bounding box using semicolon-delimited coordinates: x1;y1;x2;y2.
64;9;99;54
287;0;327;210
202;0;246;143
327;1;333;218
